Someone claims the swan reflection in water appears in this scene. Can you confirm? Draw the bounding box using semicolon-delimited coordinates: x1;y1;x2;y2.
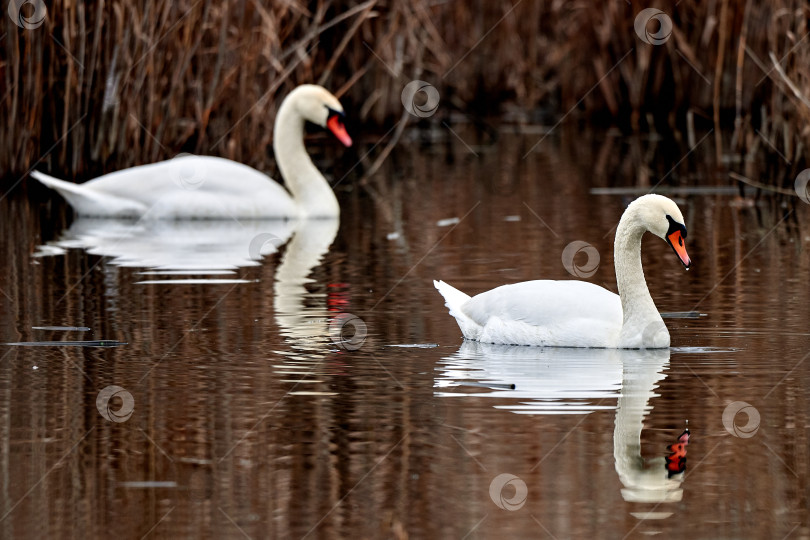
35;218;299;278
36;216;344;383
436;342;688;519
271;218;343;353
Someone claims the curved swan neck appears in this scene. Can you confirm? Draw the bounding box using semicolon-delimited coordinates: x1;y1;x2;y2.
272;95;339;218
614;209;660;324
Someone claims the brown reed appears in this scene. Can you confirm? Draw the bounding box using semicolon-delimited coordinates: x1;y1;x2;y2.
1;0;808;185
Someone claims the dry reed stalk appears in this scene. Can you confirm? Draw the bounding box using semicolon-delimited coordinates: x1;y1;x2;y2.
0;0;809;189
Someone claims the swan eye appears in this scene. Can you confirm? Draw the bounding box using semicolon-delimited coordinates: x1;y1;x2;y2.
325;106;345;120
665;215;687;239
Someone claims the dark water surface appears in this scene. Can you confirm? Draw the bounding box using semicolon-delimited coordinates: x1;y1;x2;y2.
1;129;809;539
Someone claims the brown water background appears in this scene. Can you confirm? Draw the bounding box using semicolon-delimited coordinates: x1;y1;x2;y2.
1;128;809;539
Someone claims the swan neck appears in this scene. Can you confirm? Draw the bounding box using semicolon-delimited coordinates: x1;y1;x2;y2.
273;96;339;218
614;213;658;322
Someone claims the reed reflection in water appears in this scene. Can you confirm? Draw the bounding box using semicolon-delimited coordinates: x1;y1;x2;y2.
0;130;809;538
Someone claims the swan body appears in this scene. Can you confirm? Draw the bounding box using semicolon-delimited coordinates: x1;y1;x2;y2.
435;280;624;348
32;158;300;219
32;85;352;219
435;194;692;349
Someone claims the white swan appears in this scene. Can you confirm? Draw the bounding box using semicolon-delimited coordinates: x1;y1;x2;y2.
434;194;691;348
31;84;352;219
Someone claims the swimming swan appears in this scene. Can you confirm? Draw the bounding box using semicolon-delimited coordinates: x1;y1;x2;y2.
434;194;691;348
31;84;352;219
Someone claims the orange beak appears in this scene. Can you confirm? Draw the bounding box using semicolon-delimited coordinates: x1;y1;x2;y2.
667;230;691;269
327;115;352;147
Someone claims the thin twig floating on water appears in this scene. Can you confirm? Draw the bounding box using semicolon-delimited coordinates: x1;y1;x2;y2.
383;343;440;348
659;312;706;319
590;186;741;196
6;341;127;347
117;481;178;488
461;382;516;390
32;326;91;331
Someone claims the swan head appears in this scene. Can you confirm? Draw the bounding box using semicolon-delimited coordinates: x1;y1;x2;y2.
285;84;352;147
630;194;691;269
